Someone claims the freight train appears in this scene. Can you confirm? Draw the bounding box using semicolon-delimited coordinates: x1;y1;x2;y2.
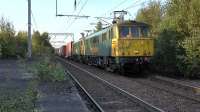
56;20;154;74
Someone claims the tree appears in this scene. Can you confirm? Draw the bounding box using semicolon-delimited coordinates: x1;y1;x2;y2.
16;31;28;57
0;16;53;58
40;32;54;55
136;0;162;36
32;31;53;56
32;31;42;55
95;21;102;31
0;17;16;58
162;0;200;77
153;29;184;75
135;0;200;77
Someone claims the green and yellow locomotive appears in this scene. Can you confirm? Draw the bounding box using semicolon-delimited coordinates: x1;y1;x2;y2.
72;20;154;74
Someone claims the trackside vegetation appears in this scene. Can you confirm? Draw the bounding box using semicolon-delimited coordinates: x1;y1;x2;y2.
0;80;38;112
0;17;53;58
136;0;200;78
0;16;66;81
0;17;66;111
32;57;67;82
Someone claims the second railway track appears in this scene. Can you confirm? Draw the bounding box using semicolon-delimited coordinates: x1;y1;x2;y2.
58;57;164;112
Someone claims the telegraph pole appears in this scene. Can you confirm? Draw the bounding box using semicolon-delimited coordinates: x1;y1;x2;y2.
28;0;32;58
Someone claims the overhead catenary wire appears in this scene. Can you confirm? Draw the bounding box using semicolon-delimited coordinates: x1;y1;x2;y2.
123;0;147;19
65;0;82;26
66;0;89;31
76;0;83;10
59;0;148;34
100;0;131;17
123;0;144;10
97;0;143;24
31;10;38;31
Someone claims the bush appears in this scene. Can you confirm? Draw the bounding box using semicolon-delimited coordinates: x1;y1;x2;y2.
34;57;66;82
0;17;17;58
51;63;67;82
152;29;185;75
0;33;17;58
179;36;200;78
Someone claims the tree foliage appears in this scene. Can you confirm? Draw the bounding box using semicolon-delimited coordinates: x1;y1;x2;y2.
32;31;53;56
136;0;162;36
0;17;53;59
95;21;102;31
16;31;28;57
136;0;200;77
162;0;200;77
153;29;184;75
0;17;16;58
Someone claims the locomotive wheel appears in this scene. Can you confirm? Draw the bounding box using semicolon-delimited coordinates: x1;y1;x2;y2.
105;66;114;72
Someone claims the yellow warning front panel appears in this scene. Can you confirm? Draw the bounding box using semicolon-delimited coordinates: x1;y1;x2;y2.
112;38;154;57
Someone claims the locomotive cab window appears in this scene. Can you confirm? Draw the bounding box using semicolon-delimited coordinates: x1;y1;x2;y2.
120;26;140;38
131;26;139;37
120;26;129;38
140;26;149;37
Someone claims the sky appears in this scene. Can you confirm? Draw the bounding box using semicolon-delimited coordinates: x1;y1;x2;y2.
0;0;162;48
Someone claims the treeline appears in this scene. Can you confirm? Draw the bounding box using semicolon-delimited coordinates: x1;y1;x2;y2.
136;0;200;77
0;17;53;58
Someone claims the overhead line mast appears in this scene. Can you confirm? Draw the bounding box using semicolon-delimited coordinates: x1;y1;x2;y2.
27;0;32;58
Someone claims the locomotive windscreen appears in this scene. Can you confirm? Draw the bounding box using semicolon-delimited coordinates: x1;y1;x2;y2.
119;26;149;38
120;26;129;38
140;26;149;37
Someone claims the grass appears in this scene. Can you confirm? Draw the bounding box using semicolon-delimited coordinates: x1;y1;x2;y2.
0;80;38;112
0;57;38;112
31;57;67;82
0;56;67;111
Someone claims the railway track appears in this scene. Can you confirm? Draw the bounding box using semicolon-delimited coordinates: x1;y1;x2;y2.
58;57;164;112
66;70;104;112
58;57;200;112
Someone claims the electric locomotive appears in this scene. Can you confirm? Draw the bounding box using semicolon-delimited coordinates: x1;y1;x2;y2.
72;20;154;74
